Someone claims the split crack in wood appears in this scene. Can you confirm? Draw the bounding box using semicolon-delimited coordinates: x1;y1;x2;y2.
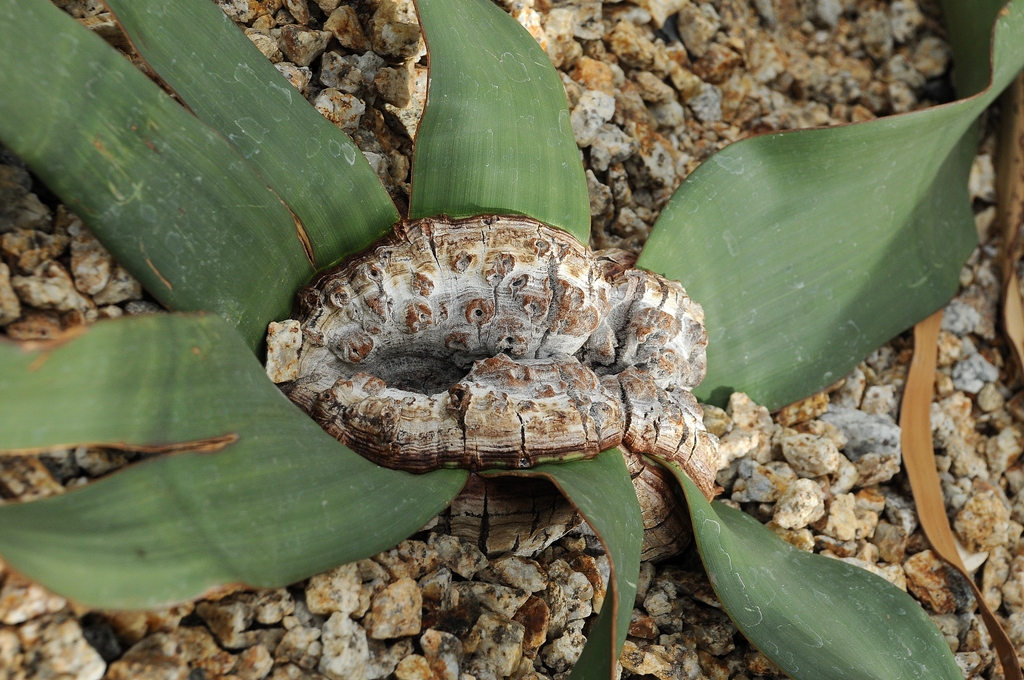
266;215;719;559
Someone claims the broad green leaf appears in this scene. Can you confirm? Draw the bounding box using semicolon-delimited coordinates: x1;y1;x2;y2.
103;0;400;269
0;0;315;348
638;0;1024;409
656;458;961;680
410;0;590;243
485;450;643;679
0;315;467;608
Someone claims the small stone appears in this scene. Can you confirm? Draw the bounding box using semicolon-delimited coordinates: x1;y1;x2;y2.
394;654;433;680
951;353;999;393
692;43;742;84
0;456;65;500
275;62;313;95
174;625;237;676
124;301;164;316
776;392;829;427
16;615;105;680
820;405;901;461
319;612;368;680
73;447;129;477
859;9;893;61
605;21;658;71
196;595;256;649
106;632;188;680
871;521;908;563
278;26;331;67
465;611;525;678
455;582;529;620
429;534;488;580
832;367;866;409
890;0;924;42
265;320;302;383
420;629;462;680
0;574;66;625
314;90;364;134
540;619;586;673
283;0;309;24
1;228;69;273
913;36;951;78
570;56;615;96
954;485;1011;553
781;432;842;477
365;578;422;639
373;64;413;108
477;555;546;593
969;153;996;203
571;90;616;147
253;589;295;626
904;550;958;614
977;382;1005;413
860;384;898;419
370;0;423;60
375;540;441;580
676;2;720;58
0;262;20;325
815;0;842;26
773;478;826;529
987;426;1023;476
246;29;283;63
274;624;322;668
823;493;858;541
982;546;1010;611
589;124;638;172
512;595;549;659
306;563;362;616
324;6;370;51
92;265;143;305
731;459;795;503
236;644;274;680
688;83;723;123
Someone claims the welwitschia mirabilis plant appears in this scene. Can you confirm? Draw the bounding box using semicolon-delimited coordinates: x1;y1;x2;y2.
1;0;1023;677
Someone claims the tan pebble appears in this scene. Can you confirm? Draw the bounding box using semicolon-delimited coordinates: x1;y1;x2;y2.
772;478;826;529
419;629;462;680
0;262;20;325
977;382;1006;413
395;654;433;680
954;485;1011;553
369;0;422;60
265;320;302;384
904;550;958;614
319;612;368;680
92;265;142;306
366;578;422;639
775;392;829;426
465;611;525;677
305;563;362;616
823;493;858;542
767;523;815;551
324;5;370;51
106;632;188;680
0;574;66;625
781;433;842;477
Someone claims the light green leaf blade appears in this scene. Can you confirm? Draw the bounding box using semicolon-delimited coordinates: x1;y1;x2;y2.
103;0;400;269
0;315;467;608
410;0;590;243
0;0;314;348
487;450;643;679
638;0;1024;409
656;458;961;680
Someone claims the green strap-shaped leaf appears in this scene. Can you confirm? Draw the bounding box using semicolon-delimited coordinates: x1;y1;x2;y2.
638;0;1024;409
0;0;314;348
0;315;467;608
410;0;590;243
486;450;643;680
102;0;400;269
655;458;961;679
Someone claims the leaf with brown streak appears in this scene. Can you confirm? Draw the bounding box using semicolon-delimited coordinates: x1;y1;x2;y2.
0;313;468;608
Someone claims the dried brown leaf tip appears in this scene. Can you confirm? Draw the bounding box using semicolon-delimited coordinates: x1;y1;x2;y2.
267;215;718;497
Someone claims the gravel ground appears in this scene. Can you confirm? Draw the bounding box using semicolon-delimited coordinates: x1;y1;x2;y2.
2;0;1022;678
